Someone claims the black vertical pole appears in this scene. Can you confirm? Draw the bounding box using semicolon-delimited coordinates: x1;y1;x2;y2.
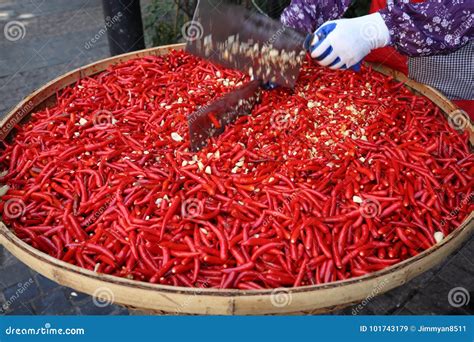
102;0;145;56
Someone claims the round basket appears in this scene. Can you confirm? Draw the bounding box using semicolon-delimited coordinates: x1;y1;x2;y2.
0;44;472;315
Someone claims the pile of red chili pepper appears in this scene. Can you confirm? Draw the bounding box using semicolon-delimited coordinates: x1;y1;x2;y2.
0;50;472;289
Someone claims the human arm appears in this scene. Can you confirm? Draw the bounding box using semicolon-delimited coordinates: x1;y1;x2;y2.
280;0;353;32
379;0;474;56
307;0;474;69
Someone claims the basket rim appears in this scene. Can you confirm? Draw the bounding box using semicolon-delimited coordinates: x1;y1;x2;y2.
0;43;472;300
1;214;473;296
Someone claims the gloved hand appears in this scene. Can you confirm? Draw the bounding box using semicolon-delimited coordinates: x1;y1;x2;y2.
306;12;391;70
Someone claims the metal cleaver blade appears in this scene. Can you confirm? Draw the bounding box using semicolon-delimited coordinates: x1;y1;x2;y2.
187;80;261;152
186;0;308;88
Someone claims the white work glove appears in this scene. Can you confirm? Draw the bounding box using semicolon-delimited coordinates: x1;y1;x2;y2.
307;13;391;70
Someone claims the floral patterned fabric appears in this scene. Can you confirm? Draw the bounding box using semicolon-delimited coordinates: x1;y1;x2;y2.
280;0;474;56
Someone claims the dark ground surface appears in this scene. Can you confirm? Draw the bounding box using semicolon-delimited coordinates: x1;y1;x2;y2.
0;0;473;316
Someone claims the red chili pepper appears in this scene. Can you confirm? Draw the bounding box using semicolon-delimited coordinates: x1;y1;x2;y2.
207;112;221;129
160;196;181;239
1;49;471;289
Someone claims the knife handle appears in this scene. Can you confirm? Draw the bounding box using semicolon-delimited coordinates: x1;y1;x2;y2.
262;82;279;90
304;33;362;72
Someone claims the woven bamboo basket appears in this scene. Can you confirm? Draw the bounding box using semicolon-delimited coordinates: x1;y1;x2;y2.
0;44;472;315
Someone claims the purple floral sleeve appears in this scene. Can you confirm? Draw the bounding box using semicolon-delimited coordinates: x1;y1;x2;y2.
379;0;474;56
280;0;352;33
280;0;474;56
